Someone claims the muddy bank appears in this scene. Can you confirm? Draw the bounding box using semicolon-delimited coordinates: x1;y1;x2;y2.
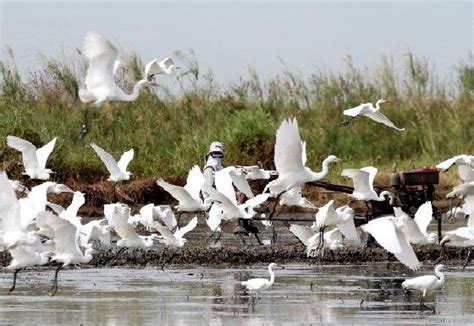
0;244;468;268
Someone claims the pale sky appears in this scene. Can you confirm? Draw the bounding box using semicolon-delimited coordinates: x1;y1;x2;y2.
1;1;472;84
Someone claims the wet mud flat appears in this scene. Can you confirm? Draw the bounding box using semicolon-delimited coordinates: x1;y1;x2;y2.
0;244;468;268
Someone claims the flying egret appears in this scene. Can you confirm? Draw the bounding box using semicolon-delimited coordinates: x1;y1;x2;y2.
77;32;174;137
6;136;57;180
289;224;343;257
279;186;316;209
439;227;474;269
437;155;474;183
342;99;405;131
447;182;474;217
39;210;95;296
90;143;133;198
402;264;446;309
157;165;211;220
153;216;197;248
341;166;391;220
241;263;281;304
314;200;358;249
145;57;178;80
239;165;277;181
361;216;421;270
393;203;438;245
266;118;340;218
79;219;111;247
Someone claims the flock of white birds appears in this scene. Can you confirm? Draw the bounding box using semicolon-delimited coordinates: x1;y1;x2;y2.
1;32;473;307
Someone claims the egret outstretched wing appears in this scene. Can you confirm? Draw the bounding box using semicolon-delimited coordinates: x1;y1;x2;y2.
274;118;304;175
365;111;404;131
289;224;313;246
36;137;57;169
6;136;40;172
414;202;433;234
183;165;205;202
228;167;254;198
157;179;197;206
117;149;134;173
90;143;121;176
174;216;197;240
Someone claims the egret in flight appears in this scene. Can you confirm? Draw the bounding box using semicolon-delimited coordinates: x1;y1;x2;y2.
77;32;175;137
342;99;405;131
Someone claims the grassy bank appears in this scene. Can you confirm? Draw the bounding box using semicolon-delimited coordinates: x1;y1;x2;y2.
0;50;472;183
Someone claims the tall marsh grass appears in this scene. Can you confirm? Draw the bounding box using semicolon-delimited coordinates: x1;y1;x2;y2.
0;49;472;182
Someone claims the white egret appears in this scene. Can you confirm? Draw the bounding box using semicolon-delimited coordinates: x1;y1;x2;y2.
39;210;95;296
241;262;282;305
239;165;277;181
266;118;340;218
437;155;474;183
145;57;178;80
394;203;438;245
314;200;358;249
402;264;446;308
153;216;197;248
361;216;421;270
341;166;390;202
78;32;174;136
7;245;51;293
90;143;133;182
447;181;474;199
80;219;111;247
289;224;343;257
279;186;316;209
342;99;404;131
157;165;210;214
439;227;474;268
0;172;39;250
6;136;57;180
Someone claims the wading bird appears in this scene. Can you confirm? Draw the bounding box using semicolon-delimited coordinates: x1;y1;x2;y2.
241;262;281;304
342;99;404;131
6;136;57;180
77;32;175;137
402;264;445;309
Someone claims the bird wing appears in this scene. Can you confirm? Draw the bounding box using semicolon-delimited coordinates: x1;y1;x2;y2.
83;32;118;90
145;57;175;78
44;211;81;255
365;111;404;131
448;227;474;240
184;165;205;202
464;196;474;228
202;185;236;211
117;149;134;173
458;165;474;183
6;136;40;172
113;60;121;76
214;169;238;205
289;224;314;246
153;223;175;241
174;216;198;239
65;191;85;219
360;166;378;193
315;200;336;228
337;217;358;241
414;202;433;234
394;229;421;270
157;179;197;206
47;202;65;216
361;217;403;254
35;137;57;169
0;172;23;234
341;168;373;196
301;141;307;166
274;118;305;175
436;155;469;171
228;167;254;198
206;204;222;232
342;103;370;117
90;143;121;177
154;205;177;229
324;228;343;243
240;193;270;210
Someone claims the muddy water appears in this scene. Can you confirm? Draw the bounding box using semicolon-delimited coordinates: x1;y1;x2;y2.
0;264;473;325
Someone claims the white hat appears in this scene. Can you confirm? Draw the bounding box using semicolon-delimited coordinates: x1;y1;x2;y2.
208;141;224;154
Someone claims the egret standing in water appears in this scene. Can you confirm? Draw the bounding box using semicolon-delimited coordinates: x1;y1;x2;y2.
402;264;446;309
241;262;282;305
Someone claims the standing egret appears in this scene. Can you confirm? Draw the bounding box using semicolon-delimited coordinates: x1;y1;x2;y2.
241;262;281;304
6;136;57;180
77;32;175;137
361;216;421;270
266;118;340;218
402;264;446;309
342;99;404;131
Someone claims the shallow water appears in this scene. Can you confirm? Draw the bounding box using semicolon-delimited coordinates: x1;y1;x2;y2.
0;264;473;325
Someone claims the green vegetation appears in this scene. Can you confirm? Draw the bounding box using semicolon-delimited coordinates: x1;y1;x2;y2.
0;49;472;182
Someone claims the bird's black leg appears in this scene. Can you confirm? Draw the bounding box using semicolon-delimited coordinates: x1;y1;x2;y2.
435;243;447;264
160;247;168;271
8;268;22;294
254;232;262;245
462;248;472;270
176;212;183;226
49;265;63;296
75;106;89;140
